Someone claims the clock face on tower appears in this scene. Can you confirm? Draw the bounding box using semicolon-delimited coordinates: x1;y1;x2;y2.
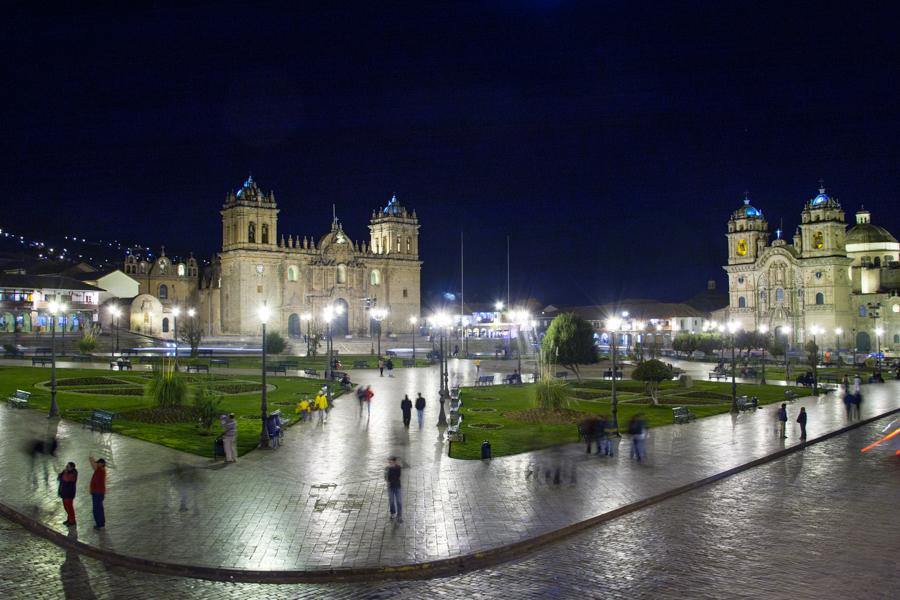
813;232;824;249
736;239;748;256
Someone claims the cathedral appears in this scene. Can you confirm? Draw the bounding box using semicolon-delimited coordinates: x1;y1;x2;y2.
724;184;900;354
124;177;421;338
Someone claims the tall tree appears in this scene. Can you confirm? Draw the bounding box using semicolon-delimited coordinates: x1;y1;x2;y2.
541;313;598;381
632;359;673;405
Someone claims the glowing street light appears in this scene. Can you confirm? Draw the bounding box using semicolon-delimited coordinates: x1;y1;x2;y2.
324;303;344;381
371;307;389;357
47;301;66;418
607;315;623;430
758;324;769;384
726;321;740;411
172;306;181;370
258;305;271;447
409;316;419;360
108;304;122;355
301;312;312;355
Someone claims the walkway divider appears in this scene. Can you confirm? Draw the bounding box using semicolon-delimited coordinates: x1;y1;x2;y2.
1;406;897;584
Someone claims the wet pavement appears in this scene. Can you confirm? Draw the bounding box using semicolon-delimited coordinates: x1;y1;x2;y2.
2;415;897;599
0;363;897;574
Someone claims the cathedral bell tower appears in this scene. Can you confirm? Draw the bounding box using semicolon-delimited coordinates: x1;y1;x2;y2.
726;194;769;265
368;194;419;258
797;182;846;258
221;176;279;252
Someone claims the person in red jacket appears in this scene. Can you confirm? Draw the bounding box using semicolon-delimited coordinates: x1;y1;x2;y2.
57;462;78;526
89;456;107;529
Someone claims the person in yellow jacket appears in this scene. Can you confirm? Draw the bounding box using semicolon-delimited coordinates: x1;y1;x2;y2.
295;398;311;421
314;392;329;424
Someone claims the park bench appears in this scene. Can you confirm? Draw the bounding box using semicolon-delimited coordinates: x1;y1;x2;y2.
266;364;287;375
603;369;623;380
197;349;213;357
186;364;209;373
109;358;132;370
504;373;522;384
447;413;464;442
3;349;25;359
555;371;568;379
352;360;369;369
672;406;695;424
449;388;463;413
476;375;495;386
784;389;798;401
819;373;839;384
31;356;53;366
6;389;31;408
210;358;229;368
303;369;319;378
402;359;415;367
708;371;727;381
735;395;758;411
385;350;397;356
84;409;116;433
69;354;92;362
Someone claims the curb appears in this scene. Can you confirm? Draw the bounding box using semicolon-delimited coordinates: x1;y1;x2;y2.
2;407;897;584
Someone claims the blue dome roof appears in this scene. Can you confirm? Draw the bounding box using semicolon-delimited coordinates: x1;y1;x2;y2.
740;195;762;218
811;192;829;206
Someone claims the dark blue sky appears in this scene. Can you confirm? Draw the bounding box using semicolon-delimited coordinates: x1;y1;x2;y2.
3;1;899;305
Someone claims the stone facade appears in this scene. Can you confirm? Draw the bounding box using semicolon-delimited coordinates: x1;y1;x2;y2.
724;185;900;354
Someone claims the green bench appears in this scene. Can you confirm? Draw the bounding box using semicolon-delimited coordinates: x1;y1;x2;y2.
672;406;695;424
84;409;116;433
7;389;31;408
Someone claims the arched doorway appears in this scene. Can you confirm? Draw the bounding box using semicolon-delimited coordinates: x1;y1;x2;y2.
856;331;871;353
332;298;349;336
288;313;301;337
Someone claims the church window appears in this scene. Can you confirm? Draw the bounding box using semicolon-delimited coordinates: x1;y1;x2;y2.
139;262;146;274
158;284;168;300
737;296;746;308
873;257;881;267
815;292;824;305
337;264;347;284
370;270;381;286
407;237;411;253
262;224;269;244
885;255;892;265
815;271;822;279
382;236;387;254
737;276;744;284
894;334;900;344
396;238;401;252
162;318;169;333
287;266;298;282
775;288;784;304
177;264;185;277
248;222;256;243
893;304;899;313
859;305;866;317
402;288;408;298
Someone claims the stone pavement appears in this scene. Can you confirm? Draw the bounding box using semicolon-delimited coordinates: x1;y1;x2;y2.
0;361;897;578
2;415;897;599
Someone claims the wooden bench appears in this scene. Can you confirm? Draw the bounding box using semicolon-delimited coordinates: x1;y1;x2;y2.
210;358;229;368
402;359;415;367
476;375;495;386
352;360;369;369
31;356;53;366
266;364;287;375
109;359;132;370
735;395;758;411
186;364;209;373
7;389;31;408
504;373;522;384
447;413;464;442
672;406;695;424
603;369;623;380
84;409;116;433
554;371;568;379
784;389;798;401
303;369;319;378
708;371;727;380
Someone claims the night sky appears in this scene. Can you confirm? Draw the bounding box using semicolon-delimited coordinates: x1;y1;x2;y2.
4;1;900;306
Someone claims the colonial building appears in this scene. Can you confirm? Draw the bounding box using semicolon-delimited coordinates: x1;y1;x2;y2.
125;177;422;338
724;185;900;354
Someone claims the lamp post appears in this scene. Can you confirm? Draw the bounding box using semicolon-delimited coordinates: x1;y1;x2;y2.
834;327;843;365
172;306;181;371
371;307;388;357
409;316;418;360
108;305;121;356
635;321;645;362
61;310;67;356
434;313;450;427
758;324;769;385
511;310;530;379
810;325;824;396
324;303;344;382
782;325;791;382
301;312;312;356
187;308;196;357
48;301;66;418
727;321;739;412
607;316;622;431
258;305;271;447
875;327;884;366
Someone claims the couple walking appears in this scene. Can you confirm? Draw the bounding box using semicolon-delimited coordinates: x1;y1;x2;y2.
400;393;427;427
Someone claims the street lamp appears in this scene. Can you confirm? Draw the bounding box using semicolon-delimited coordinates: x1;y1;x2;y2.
727;321;739;411
324;303;344;382
875;327;884;365
301;312;312;356
607;315;623;431
108;305;121;356
810;324;824;395
834;327;844;362
782;325;792;382
371;307;388;357
433;312;451;427
409;316;418;360
512;310;531;379
258;305;271;447
47;301;66;418
758;324;769;384
172;306;181;370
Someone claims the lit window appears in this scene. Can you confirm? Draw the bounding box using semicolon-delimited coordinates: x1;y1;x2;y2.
248;222;256;243
287;266;298;282
370;270;380;286
738;296;746;308
815;292;824;305
177;264;185;277
337;264;347;284
159;284;168;300
775;288;784;304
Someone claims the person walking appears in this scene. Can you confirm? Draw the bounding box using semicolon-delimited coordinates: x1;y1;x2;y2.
296;398;311;422
841;374;852;418
386;357;395;377
628;414;648;461
378;357;385;377
221;413;238;463
364;385;374;417
356;386;366;416
314;390;329;424
400;394;413;428
580;417;597;454
88;456;106;529
385;457;403;522
57;462;78;526
415;393;426;428
797;406;808;439
777;403;788;438
474;358;481;376
596;414;612;456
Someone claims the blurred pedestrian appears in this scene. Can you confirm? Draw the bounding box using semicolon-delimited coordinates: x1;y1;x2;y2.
596;414;612;456
401;394;413;427
628;414;648;461
841;375;852;418
57;462;78;526
475;358;481;375
415;393;426;428
296;398;311;421
386;357;395;377
797;406;808;439
220;413;237;462
356;386;366;415
88;456;106;529
385;457;403;522
777;403;788;438
364;385;374;417
314;390;329;424
378;357;385;377
852;374;863;419
580;417;597;454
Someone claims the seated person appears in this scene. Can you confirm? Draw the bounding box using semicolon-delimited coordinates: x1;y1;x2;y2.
340;373;352;388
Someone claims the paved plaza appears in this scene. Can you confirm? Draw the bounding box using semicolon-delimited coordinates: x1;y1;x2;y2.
0;364;897;579
1;415;897;599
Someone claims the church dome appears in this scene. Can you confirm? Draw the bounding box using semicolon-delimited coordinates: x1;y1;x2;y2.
735;194;762;218
808;183;840;208
846;223;897;245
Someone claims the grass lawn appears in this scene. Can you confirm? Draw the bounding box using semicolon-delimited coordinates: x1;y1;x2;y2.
448;379;806;459
0;366;331;457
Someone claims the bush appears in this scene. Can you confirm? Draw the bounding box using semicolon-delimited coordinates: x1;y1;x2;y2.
147;361;187;409
193;385;222;431
78;329;97;354
265;332;286;355
534;378;570;411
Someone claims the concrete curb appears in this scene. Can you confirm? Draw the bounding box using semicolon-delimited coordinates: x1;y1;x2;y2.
2;407;897;584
